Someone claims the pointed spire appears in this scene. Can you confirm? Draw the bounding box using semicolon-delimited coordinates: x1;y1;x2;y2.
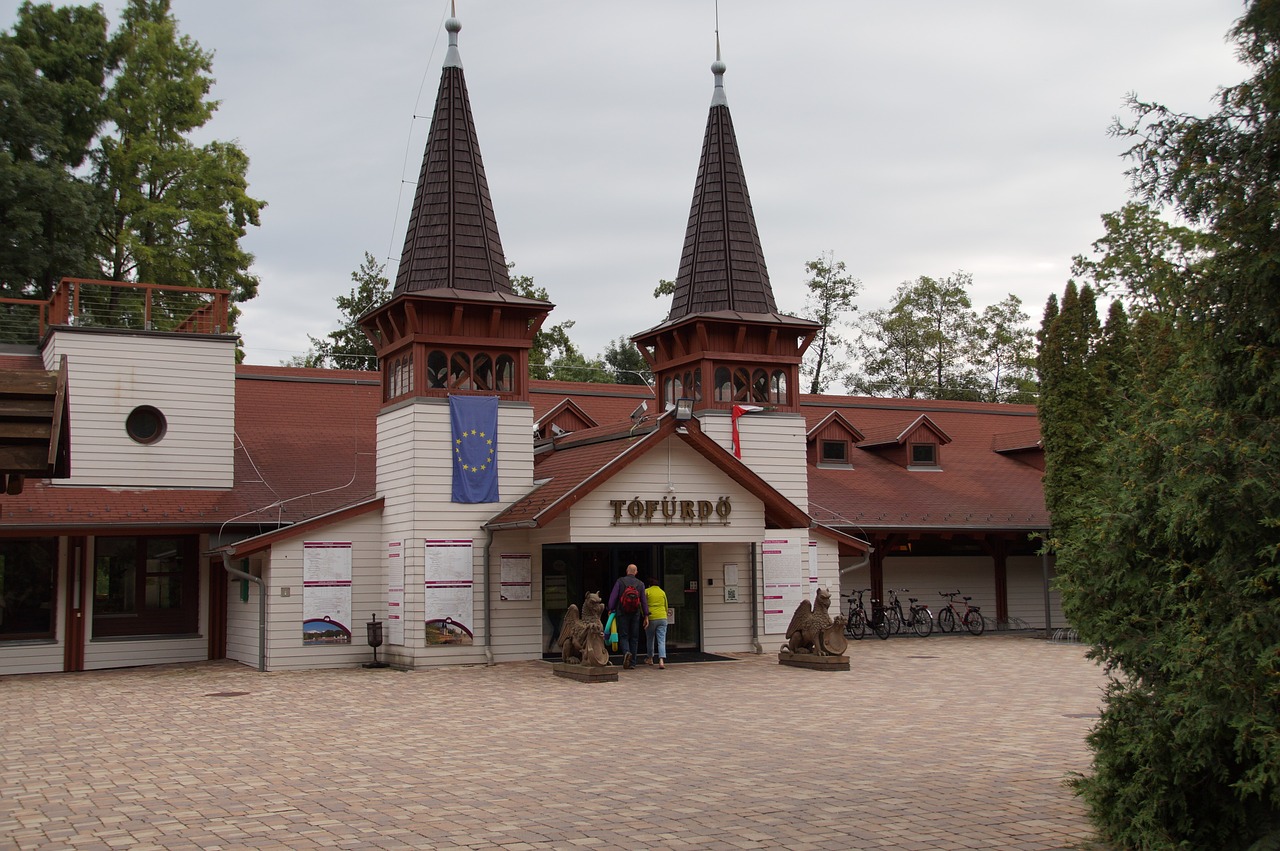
393;5;512;297
666;38;777;320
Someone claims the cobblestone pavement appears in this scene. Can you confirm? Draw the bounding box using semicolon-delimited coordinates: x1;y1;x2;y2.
1;634;1110;850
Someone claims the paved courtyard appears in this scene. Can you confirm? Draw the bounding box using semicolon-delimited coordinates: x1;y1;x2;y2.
1;634;1110;850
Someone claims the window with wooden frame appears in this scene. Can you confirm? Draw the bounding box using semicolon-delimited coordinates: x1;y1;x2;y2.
910;442;939;467
820;439;850;466
92;535;199;637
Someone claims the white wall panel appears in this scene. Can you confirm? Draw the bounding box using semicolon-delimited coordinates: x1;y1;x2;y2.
44;330;237;488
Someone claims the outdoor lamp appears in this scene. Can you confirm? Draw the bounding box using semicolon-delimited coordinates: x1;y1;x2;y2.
674;398;694;421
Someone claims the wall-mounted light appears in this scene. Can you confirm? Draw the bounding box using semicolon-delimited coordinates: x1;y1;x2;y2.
674;398;694;421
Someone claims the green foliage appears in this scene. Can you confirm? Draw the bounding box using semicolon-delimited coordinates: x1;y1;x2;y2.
1039;5;1280;845
0;2;110;304
849;271;1032;401
602;336;650;386
0;0;262;341
509;265;601;382
799;251;860;394
300;252;389;369
97;0;264;307
653;278;675;299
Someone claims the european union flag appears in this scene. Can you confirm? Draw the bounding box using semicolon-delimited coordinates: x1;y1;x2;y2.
450;395;499;503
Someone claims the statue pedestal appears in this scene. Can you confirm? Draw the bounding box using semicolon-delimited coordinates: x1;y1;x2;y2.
778;652;849;671
552;662;618;683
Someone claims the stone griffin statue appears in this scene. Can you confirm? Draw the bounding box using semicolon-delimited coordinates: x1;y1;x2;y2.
780;587;849;656
557;591;611;667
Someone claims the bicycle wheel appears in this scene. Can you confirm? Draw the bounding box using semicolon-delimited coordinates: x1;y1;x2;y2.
911;607;933;637
964;609;985;636
872;611;891;640
886;607;903;635
848;608;867;640
937;606;956;633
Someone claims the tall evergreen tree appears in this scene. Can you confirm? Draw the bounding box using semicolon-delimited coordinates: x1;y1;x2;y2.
1042;3;1280;845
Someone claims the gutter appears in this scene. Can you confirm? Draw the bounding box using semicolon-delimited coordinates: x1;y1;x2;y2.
750;541;762;655
482;528;495;666
220;550;266;672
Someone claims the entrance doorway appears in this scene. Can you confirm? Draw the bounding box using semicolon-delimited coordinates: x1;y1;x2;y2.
542;543;700;657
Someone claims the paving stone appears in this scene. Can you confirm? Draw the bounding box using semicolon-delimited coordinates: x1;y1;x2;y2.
0;635;1110;849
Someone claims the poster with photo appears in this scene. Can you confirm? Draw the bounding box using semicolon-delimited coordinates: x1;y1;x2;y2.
303;541;352;645
424;539;474;644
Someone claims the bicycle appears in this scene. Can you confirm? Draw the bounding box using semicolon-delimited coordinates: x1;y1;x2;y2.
843;589;891;640
936;590;985;636
885;588;933;638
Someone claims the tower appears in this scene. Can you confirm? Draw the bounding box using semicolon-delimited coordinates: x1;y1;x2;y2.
632;44;820;418
631;43;819;507
358;9;551;662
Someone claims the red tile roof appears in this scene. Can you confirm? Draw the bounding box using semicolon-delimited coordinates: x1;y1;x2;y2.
800;396;1046;533
0;359;1044;540
0;365;381;533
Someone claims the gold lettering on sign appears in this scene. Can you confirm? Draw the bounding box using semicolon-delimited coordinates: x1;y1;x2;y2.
609;495;733;526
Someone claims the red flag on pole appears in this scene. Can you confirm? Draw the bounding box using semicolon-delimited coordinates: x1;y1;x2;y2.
731;405;764;458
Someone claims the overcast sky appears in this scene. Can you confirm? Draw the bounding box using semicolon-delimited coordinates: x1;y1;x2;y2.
2;1;1250;367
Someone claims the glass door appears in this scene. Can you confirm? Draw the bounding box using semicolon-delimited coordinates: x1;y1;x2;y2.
661;544;699;651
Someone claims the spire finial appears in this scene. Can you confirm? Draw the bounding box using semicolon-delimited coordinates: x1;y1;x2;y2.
710;28;727;107
444;1;462;68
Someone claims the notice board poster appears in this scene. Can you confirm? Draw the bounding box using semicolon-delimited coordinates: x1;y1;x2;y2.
500;553;532;601
303;541;352;645
762;535;804;634
424;539;474;644
387;539;404;645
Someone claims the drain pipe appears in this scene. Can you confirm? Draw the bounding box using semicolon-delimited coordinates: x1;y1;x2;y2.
750;541;762;655
221;550;266;672
482;528;495;666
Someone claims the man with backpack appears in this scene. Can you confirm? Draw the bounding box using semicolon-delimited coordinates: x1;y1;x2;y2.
607;563;649;669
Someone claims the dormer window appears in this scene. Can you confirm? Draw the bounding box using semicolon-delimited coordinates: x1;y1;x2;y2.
910;442;938;468
820;439;849;466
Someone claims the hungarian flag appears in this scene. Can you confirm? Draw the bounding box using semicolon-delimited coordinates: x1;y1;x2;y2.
731;404;764;459
450;395;499;503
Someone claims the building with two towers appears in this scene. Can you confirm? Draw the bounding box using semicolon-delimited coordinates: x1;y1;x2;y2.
0;12;1055;675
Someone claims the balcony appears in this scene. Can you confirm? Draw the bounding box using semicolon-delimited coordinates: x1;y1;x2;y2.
0;278;232;344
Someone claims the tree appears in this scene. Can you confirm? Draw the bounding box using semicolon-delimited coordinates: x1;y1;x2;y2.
602;335;650;386
298;252;389;369
849;272;988;399
0;2;110;308
1040;5;1280;845
509;265;597;382
799;252;860;394
95;0;264;309
971;295;1036;402
653;278;674;299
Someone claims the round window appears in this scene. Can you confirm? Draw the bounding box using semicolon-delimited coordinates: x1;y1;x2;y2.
125;406;167;445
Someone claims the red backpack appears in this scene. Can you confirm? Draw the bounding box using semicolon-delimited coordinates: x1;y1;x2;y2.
620;584;642;614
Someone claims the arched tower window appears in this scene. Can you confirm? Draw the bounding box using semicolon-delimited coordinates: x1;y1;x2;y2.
427;351;448;389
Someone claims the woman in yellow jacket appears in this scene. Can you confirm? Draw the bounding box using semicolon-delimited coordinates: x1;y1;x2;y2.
644;578;669;669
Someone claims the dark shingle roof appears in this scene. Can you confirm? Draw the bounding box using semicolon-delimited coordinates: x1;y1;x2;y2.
393;43;511;297
667;98;776;320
